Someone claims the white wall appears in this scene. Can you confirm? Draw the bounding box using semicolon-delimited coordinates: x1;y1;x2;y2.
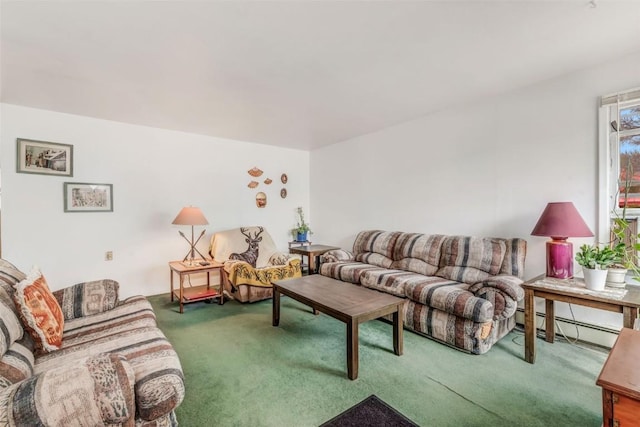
311;51;640;333
1;104;310;298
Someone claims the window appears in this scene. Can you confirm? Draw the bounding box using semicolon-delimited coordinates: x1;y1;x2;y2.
599;87;640;244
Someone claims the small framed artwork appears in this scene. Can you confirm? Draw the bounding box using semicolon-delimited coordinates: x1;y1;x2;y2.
281;173;288;184
17;138;73;177
64;182;113;212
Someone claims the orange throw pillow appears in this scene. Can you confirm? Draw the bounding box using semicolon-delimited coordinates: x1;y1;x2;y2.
13;267;64;353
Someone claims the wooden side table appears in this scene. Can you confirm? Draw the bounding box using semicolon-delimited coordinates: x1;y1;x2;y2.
597;328;640;427
522;274;640;363
169;260;224;313
288;244;340;274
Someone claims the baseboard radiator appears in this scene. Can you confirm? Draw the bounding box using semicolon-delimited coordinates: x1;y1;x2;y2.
514;308;620;349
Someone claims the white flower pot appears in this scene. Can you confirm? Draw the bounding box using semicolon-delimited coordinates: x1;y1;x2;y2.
606;267;628;288
583;268;608;291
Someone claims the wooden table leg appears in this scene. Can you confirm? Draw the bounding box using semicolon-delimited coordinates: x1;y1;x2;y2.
170;269;174;302
179;274;184;314
347;320;359;380
623;306;638;329
308;255;317;275
545;299;555;343
272;287;280;326
524;288;536;363
393;305;403;355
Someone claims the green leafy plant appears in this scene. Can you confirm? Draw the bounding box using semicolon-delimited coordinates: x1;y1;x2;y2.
610;157;640;280
293;207;312;235
575;244;617;270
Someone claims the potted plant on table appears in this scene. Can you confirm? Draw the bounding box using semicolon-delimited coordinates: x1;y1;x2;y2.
575;244;617;290
607;158;640;287
293;207;313;242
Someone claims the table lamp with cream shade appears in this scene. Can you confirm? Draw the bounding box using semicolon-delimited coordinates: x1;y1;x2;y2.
172;206;209;266
531;202;594;279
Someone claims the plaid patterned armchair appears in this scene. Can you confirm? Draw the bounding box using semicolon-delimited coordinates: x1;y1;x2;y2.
209;226;302;303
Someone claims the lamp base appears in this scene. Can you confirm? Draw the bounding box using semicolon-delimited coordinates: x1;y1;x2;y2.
546;238;573;279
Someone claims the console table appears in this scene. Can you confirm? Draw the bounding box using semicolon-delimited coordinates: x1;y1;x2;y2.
522;274;640;364
597;328;640;427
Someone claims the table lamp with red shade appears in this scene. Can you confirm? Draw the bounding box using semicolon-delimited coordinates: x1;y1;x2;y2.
531;202;594;279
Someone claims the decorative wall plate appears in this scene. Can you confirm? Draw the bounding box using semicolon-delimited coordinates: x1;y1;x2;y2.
248;167;263;177
281;173;288;184
280;188;287;198
256;192;267;208
248;181;259;188
264;178;272;185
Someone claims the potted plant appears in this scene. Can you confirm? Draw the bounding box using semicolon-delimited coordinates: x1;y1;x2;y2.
608;158;640;287
293;207;312;242
575;244;617;290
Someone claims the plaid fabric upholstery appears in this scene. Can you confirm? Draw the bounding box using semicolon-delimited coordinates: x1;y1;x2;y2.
320;231;527;354
0;353;135;426
361;271;493;322
498;238;528;278
391;233;446;276
0;299;23;356
352;231;402;267
436;236;507;284
0;338;34;389
319;262;383;284
53;279;120;320
402;301;516;354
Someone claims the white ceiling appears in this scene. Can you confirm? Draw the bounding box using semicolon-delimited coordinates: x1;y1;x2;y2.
2;1;640;151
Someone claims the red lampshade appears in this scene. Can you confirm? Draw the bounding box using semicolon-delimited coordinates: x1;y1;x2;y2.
531;202;594;279
531;202;594;238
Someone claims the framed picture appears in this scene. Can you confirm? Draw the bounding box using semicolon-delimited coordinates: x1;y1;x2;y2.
17;138;73;176
64;182;113;212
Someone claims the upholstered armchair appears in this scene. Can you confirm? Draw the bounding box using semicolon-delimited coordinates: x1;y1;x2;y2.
209;226;302;302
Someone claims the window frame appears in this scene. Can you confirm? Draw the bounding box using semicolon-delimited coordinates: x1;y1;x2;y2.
599;89;640;245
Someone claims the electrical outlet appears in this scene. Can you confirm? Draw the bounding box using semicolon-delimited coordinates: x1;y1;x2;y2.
105;251;113;261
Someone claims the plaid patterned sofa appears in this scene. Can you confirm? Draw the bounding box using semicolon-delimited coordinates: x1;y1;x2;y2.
320;231;527;354
0;259;185;426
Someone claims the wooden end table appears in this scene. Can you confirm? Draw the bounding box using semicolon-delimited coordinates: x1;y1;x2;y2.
169;260;224;313
522;274;640;363
272;275;405;380
597;328;640;427
288;244;340;274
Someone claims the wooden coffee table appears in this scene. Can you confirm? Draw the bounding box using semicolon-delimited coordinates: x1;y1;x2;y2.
272;275;405;380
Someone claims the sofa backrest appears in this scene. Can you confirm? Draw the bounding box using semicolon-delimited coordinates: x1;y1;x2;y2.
209;226;278;268
351;230;527;281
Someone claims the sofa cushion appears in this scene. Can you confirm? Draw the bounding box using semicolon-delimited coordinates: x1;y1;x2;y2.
0;299;23;356
0;337;34;389
436;236;507;284
0;259;26;293
53;279;119;320
361;270;494;322
498;238;527;278
352;230;402;268
34;326;185;422
0;353;135;426
13;268;64;354
61;295;157;348
320;262;384;284
391;233;446;276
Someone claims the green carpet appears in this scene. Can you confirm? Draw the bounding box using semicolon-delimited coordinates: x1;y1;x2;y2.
149;294;608;427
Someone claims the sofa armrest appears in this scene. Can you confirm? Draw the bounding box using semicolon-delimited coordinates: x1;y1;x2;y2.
468;275;524;320
53;279;119;320
268;251;292;266
321;249;354;263
0;353;135;426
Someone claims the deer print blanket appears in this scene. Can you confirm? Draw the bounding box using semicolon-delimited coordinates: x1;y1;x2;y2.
209;226;302;288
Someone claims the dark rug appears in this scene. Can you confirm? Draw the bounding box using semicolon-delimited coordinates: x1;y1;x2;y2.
320;395;420;427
